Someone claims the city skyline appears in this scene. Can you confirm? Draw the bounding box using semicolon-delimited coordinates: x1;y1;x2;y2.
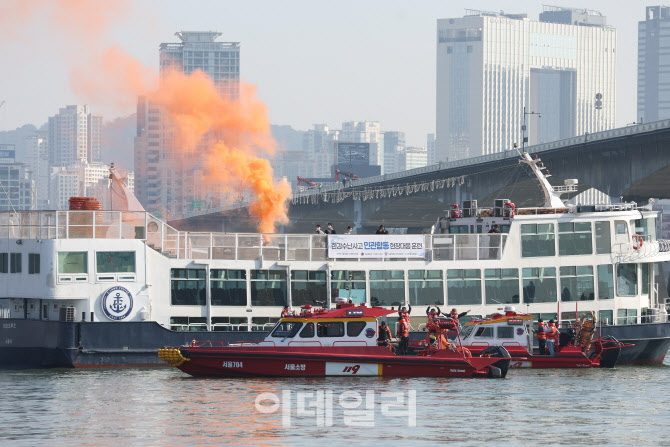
0;0;650;148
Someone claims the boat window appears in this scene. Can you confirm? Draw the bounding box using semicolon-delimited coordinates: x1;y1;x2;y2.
58;252;88;274
598;310;613;325
595;221;611;254
331;270;366;304
317;322;345;337
0;253;7;273
496;326;515;339
211;316;249;331
558;222;592;256
484;269;519;305
474;327;493;338
409;270;444;306
271;321;302;338
597;265;614;300
211;270;247;306
559;266;594;301
347;321;367;337
251;269;287;307
616;264;637;296
447;269;482;305
617;308;637;325
96;251;135;273
634;218;656;242
520;223;555;257
10;253;21;273
614;221;628;236
448;225;469;234
460;325;476;338
28;253;40;274
292;270;327;307
171;269;206;306
299;323;315;338
641;263;650;295
522;267;557;303
370;270;405;307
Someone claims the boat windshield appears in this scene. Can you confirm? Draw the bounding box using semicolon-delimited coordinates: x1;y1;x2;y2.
270;322;303;338
460;325;475;338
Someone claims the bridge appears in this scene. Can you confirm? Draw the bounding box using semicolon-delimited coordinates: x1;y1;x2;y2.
170;119;670;234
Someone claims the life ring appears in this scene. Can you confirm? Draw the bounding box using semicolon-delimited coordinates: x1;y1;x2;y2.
632;234;643;250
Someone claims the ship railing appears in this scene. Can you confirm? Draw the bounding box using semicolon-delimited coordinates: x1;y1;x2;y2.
0;211;509;262
288;340;322;346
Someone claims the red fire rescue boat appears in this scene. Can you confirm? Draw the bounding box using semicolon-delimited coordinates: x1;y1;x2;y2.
437;307;630;368
158;302;512;378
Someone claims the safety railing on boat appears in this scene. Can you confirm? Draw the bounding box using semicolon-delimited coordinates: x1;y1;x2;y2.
0;210;508;262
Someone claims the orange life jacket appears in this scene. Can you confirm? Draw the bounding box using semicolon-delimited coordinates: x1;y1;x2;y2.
400;311;410;322
536;322;546;339
281;309;290;317
398;319;409;338
546;326;558;341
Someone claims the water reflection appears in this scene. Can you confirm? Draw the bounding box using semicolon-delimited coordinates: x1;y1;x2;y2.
0;358;668;446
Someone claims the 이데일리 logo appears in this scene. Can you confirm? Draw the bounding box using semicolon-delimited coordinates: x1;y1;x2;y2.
101;286;133;321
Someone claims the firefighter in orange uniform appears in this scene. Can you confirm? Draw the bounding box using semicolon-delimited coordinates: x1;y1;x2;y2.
397;316;410;356
398;304;412;324
535;319;547;355
545;319;558;356
449;308;470;323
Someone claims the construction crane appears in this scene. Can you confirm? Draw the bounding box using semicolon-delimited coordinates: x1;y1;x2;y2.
297;176;318;188
335;169;358;182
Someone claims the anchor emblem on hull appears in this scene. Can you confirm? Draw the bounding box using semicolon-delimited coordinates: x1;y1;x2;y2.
102;286;133;321
110;293;127;313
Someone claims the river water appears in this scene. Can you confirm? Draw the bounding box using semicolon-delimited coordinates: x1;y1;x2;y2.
1;357;668;446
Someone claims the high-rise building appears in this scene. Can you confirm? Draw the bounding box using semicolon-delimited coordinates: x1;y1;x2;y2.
436;7;616;162
426;133;436;165
0;145;34;211
339;121;384;172
638;6;670;123
48;105;102;167
399;146;428;171
383;131;405;174
135;31;241;217
49;167;79;210
25;132;50;209
0;163;34;211
303;124;339;178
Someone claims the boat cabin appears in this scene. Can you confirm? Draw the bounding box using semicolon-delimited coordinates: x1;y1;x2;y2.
263;301;395;347
460;307;535;353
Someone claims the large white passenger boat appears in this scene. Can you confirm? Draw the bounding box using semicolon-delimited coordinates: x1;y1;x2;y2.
1;154;669;367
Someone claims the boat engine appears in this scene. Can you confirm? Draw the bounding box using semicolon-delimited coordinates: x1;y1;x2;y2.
598;335;622;368
479;346;512;378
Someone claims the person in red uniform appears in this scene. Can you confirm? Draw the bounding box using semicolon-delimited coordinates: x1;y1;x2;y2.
397;316;410;355
535;319;547;355
426;306;441;324
545;319;558;356
280;306;293;318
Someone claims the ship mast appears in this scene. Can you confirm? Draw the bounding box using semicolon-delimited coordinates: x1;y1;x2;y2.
519;152;576;208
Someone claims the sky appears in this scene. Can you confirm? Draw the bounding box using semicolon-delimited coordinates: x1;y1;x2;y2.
0;0;648;147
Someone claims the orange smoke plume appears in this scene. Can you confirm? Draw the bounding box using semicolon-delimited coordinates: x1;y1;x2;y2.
5;0;291;232
149;69;291;232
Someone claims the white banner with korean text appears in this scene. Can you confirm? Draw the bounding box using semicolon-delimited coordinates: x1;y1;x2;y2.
328;235;425;259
